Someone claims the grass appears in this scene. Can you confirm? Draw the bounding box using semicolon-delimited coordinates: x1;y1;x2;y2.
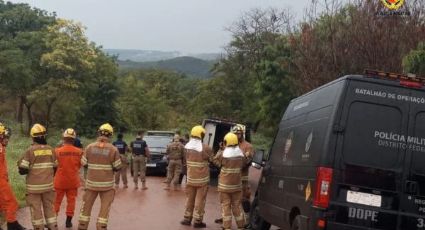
3;120;96;206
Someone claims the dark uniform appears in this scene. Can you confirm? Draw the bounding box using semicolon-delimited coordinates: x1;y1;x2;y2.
131;138;149;189
113;139;128;187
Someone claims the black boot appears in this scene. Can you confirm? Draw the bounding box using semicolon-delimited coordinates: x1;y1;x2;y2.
66;216;73;228
7;221;27;230
193;222;207;228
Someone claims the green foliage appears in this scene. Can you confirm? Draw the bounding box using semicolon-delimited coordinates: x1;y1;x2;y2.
403;42;425;76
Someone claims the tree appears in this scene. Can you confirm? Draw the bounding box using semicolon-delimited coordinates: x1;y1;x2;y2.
403;42;425;76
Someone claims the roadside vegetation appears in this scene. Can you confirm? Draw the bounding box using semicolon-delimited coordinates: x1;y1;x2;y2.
0;0;424;207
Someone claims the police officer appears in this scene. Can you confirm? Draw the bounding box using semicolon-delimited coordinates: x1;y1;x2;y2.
54;128;83;228
212;133;248;230
113;133;129;188
18;124;58;230
130;131;150;190
0;124;27;230
164;135;185;190
78;123;122;230
180;125;213;228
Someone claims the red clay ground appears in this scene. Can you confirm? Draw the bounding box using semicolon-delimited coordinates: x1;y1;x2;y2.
14;168;278;230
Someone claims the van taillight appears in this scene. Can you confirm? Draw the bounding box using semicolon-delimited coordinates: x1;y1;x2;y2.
313;167;333;209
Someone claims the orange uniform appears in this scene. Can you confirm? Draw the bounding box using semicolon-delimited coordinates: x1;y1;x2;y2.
0;144;19;223
54;144;83;217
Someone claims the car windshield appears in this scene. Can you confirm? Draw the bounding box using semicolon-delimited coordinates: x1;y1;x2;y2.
144;136;172;148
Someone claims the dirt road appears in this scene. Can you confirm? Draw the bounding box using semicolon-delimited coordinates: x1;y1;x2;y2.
15;168;268;230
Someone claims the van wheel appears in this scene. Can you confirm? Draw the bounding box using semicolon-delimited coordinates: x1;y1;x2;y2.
291;216;301;230
249;196;271;230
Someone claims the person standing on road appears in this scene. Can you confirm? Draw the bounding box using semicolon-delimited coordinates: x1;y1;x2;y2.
212;133;248;230
130;130;150;190
78;123;122;230
113;133;129;189
18;124;58;230
54;128;83;228
164;134;185;190
233;125;254;227
180;125;213;228
0;123;28;230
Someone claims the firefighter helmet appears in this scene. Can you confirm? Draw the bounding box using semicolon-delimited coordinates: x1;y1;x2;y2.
98;123;113;136
63;128;77;139
190;125;205;139
30;124;47;137
224;132;238;146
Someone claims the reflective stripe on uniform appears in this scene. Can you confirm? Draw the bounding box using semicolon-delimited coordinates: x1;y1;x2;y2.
235;214;244;221
27;183;54;191
221;167;241;174
86;180;114;188
20;160;30;168
241;176;249;181
193;213;202;219
187;176;209;184
97;217;108;224
186;161;208;167
113;159;122;168
33;149;53;156
222;215;232;221
81;156;88;166
79;214;90;222
32;162;54;169
87;164;112;170
218;183;242;190
32;218;44;226
46;216;57;224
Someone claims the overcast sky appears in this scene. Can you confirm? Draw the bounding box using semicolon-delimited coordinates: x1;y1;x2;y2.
8;0;312;53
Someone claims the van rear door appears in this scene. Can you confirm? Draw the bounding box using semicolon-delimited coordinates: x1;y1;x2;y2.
402;89;425;230
331;80;410;230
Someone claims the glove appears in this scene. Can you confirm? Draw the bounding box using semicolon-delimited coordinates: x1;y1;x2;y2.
18;167;29;175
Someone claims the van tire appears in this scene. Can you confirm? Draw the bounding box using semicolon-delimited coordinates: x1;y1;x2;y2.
291;216;301;230
249;196;271;230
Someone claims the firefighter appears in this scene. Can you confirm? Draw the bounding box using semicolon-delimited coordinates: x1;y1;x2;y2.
233;125;254;227
54;128;83;228
212;133;248;230
130;131;150;190
18;124;58;230
164;134;185;190
78;123;122;230
0;124;27;230
180;125;213;228
113;133;129;189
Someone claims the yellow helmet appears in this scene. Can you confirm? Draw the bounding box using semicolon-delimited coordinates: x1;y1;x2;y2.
224;132;238;146
232;124;244;134
98;123;113;136
30;124;46;137
63;128;77;139
190;125;205;139
0;123;11;138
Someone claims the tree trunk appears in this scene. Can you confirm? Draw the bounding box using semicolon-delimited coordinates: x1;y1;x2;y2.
25;102;33;135
45;99;56;130
17;96;25;124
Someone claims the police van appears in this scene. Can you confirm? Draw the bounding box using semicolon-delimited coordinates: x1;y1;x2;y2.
250;70;425;230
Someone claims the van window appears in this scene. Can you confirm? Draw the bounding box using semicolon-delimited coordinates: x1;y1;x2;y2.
342;102;403;170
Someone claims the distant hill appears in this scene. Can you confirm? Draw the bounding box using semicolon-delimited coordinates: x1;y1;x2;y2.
117;56;216;78
105;49;221;62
